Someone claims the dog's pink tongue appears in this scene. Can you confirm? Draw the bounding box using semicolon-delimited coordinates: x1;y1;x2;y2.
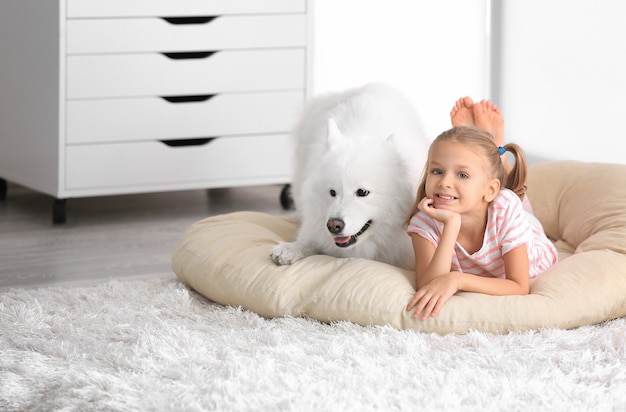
334;236;351;244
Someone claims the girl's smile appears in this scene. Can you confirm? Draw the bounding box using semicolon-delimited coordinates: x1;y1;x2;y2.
433;193;458;206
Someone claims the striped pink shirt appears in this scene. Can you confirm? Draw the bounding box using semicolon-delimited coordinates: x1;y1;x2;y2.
407;189;557;279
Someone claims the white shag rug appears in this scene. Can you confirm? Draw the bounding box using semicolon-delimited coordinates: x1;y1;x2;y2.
1;277;625;412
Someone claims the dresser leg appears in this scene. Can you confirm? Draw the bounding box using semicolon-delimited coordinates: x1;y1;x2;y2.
0;178;6;201
52;198;67;224
280;184;294;210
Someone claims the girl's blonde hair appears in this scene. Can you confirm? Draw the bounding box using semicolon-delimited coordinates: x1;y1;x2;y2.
407;126;528;222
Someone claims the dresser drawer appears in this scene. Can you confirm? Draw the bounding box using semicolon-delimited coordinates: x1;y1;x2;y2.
66;91;303;144
67;15;307;54
65;135;292;190
66;49;305;99
67;0;306;18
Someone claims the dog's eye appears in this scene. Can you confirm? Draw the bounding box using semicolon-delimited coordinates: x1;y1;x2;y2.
330;189;336;197
356;189;370;197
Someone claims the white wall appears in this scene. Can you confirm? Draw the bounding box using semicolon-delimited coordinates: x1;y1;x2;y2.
498;0;626;164
310;0;490;140
311;0;626;164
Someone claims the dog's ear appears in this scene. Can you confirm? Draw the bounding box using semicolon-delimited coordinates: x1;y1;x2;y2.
384;133;406;160
383;133;400;151
326;118;343;150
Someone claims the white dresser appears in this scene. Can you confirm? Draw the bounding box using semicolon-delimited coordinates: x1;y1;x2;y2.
0;0;311;222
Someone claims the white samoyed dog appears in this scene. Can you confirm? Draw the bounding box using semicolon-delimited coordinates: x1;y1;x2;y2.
271;83;431;270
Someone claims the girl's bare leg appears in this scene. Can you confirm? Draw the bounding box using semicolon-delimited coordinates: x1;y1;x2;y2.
473;99;511;172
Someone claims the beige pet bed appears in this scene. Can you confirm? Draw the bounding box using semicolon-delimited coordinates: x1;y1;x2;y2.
172;161;626;334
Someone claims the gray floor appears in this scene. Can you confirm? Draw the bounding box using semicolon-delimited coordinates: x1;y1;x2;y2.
0;182;289;290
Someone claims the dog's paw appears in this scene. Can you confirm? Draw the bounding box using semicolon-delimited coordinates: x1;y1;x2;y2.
270;242;305;265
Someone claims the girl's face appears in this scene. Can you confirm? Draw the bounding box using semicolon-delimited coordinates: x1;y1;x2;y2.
424;141;500;216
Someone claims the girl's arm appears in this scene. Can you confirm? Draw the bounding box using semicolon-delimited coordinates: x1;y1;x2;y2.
407;244;530;320
406;211;460;318
456;244;530;295
411;197;461;288
410;216;460;289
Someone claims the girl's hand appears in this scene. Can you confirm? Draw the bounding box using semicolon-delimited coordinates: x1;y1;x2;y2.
418;197;461;225
406;273;460;320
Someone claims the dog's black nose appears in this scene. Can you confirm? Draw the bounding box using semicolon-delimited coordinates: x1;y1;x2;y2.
327;218;345;234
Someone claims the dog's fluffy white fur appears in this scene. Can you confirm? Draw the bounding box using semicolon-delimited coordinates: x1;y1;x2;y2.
271;83;430;270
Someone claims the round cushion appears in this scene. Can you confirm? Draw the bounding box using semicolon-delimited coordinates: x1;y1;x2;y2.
172;161;626;334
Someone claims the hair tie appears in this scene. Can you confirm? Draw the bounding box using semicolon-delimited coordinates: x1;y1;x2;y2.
498;146;506;156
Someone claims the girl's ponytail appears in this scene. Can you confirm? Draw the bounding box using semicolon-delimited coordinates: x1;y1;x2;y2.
502;142;527;200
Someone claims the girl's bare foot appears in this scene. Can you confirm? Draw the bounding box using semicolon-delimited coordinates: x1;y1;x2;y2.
473;99;504;147
450;96;475;127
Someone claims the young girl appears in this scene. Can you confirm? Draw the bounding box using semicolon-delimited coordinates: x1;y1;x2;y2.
406;99;557;320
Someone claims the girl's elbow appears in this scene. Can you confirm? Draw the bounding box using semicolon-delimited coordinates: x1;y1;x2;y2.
504;278;529;295
517;282;530;295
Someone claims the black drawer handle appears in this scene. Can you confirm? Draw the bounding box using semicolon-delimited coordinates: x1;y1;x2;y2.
162;51;216;60
162;16;217;25
160;138;216;147
161;95;216;103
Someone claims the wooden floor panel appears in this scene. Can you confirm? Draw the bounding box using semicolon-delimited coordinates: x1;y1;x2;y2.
0;183;289;290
